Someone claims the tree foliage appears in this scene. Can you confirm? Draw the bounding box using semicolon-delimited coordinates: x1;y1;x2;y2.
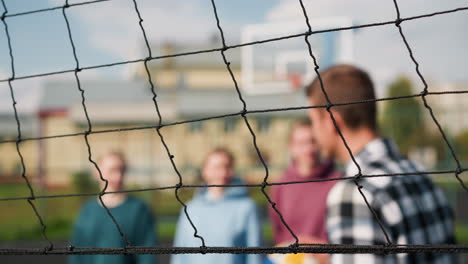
454;130;468;164
72;170;98;194
380;76;424;155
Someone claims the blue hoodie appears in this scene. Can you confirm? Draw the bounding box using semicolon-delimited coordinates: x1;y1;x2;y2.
171;178;262;264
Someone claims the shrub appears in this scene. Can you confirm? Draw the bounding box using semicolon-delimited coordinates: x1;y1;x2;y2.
71;170;98;194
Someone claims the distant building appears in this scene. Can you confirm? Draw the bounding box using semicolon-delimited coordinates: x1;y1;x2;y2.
0;113;38;181
133;42;242;91
6;73;306;187
5;42;307;187
36;80;173;186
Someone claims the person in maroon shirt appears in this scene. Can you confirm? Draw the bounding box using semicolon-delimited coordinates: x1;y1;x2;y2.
269;119;340;245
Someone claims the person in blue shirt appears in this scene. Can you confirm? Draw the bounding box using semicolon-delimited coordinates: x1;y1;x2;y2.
69;151;157;264
171;147;262;264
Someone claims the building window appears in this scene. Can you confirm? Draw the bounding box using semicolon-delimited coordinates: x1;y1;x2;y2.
257;117;271;133
190;121;203;132
223;117;237;133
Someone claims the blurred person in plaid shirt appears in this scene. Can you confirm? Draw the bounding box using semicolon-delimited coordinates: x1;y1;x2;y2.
306;64;456;264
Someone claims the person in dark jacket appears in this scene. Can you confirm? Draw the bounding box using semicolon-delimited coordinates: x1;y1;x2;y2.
70;151;156;264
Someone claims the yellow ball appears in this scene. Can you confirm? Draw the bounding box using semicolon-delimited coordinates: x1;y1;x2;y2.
268;252;318;264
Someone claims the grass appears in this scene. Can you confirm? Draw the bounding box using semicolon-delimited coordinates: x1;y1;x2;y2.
456;225;468;244
0;183;467;245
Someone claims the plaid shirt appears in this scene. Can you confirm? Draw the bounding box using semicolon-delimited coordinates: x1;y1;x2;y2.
326;138;456;264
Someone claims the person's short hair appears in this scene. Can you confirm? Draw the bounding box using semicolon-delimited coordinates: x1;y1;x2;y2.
98;151;127;172
305;64;377;130
203;147;235;169
288;118;312;142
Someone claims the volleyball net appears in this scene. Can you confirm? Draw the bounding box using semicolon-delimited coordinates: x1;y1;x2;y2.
0;0;467;256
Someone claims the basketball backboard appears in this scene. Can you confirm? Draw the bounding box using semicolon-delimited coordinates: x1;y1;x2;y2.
241;17;354;94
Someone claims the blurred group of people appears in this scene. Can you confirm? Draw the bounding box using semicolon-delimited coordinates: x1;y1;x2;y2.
70;65;456;264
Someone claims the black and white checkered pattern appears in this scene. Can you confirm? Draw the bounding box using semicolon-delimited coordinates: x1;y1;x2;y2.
326;138;456;264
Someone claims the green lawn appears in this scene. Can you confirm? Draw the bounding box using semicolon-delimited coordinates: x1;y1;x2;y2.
1;183;467;244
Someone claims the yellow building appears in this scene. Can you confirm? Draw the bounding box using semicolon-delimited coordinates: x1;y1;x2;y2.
1;43;309;188
0;113;38;183
132;42;242;92
35;77;307;187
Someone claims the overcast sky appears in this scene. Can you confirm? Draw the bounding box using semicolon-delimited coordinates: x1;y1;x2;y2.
0;0;467;113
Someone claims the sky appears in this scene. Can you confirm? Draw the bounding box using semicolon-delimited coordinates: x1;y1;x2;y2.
0;0;467;113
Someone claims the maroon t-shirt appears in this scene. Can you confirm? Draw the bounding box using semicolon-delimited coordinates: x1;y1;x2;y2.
269;161;339;244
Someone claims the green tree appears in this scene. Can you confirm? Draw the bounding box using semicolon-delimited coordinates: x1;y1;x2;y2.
454;130;468;164
380;76;424;155
72;170;98;194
